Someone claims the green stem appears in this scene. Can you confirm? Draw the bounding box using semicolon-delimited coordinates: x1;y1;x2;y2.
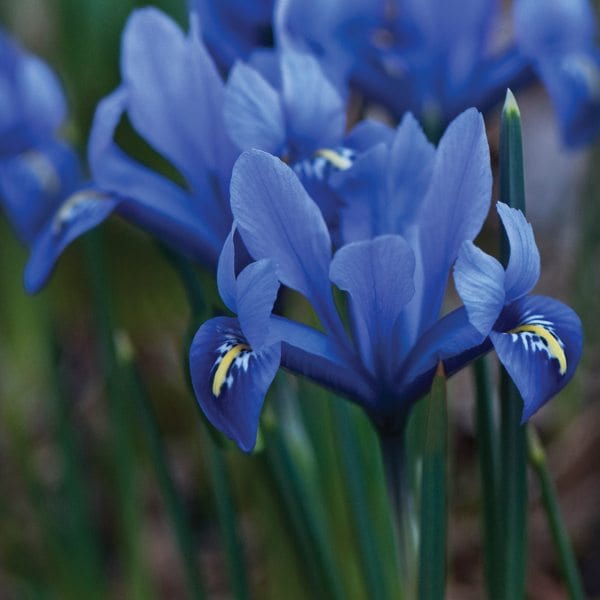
498;90;528;599
128;365;206;600
417;368;447;600
263;427;346;600
331;401;388;600
528;429;584;600
379;428;412;598
205;443;251;600
473;357;501;598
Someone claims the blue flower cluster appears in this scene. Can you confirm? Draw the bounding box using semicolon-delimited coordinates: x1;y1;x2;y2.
1;2;593;451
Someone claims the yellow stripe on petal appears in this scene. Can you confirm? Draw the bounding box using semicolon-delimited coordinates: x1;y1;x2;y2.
509;324;567;375
212;344;250;397
315;148;353;170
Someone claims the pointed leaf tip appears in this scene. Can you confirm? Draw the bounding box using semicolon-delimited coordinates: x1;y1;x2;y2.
503;89;521;119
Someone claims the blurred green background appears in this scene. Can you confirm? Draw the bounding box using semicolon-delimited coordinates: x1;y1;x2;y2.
1;1;599;598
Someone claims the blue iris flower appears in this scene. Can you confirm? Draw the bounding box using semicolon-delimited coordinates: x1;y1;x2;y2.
24;7;239;293
277;0;600;146
0;29;80;245
190;0;274;68
189;109;582;451
224;45;391;236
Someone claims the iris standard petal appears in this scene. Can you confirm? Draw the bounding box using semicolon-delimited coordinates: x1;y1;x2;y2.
236;259;280;350
230;150;336;322
454;240;506;335
330;235;415;377
412;108;492;332
24;190;119;294
189;316;281;452
121;8;236;188
281;50;346;158
387;113;436;229
490;294;583;422
497;202;540;301
224;61;286;154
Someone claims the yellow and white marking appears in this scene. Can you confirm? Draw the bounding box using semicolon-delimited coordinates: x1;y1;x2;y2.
52;190;108;234
508;314;567;376
211;339;252;397
314;148;354;171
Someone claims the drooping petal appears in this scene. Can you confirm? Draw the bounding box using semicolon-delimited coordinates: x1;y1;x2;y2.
490;294;583;422
224;61;286;154
0;140;80;243
410;108;492;334
454;240;506;335
271;315;376;406
281;50;346;157
236;259;280;350
189;317;281;452
24;190;119;293
230;149;338;328
89;87;223;264
497;202;540;301
330;235;415;377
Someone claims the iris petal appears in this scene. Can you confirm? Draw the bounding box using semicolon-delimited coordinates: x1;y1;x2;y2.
189;317;280;452
454;240;506;335
497;202;540;301
224;61;286;154
24;189;119;293
491;294;583;421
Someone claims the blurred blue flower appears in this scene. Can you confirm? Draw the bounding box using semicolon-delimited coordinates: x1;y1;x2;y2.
0;29;80;245
189;110;582;451
190;0;274;68
25;7;239;292
277;0;600;146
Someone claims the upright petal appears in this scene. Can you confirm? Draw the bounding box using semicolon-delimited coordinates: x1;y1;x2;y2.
490;294;583;421
224;62;286;154
217;227;238;313
281;50;346;157
230;150;338;329
236;260;280;350
330;235;415;377
411;108;492;333
121;8;235;189
189;317;281;452
497;202;540;301
454;240;506;335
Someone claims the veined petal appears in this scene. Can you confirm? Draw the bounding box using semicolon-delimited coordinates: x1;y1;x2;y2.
490;294;583;422
24;189;119;293
454;240;506;335
411;108;492;333
190;317;281;452
281;50;346;157
387;113;436;229
224;61;286;154
89;87;223;264
121;8;234;188
271;315;376;406
330;235;415;377
230;149;339;330
497;202;540;301
236;259;280;350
